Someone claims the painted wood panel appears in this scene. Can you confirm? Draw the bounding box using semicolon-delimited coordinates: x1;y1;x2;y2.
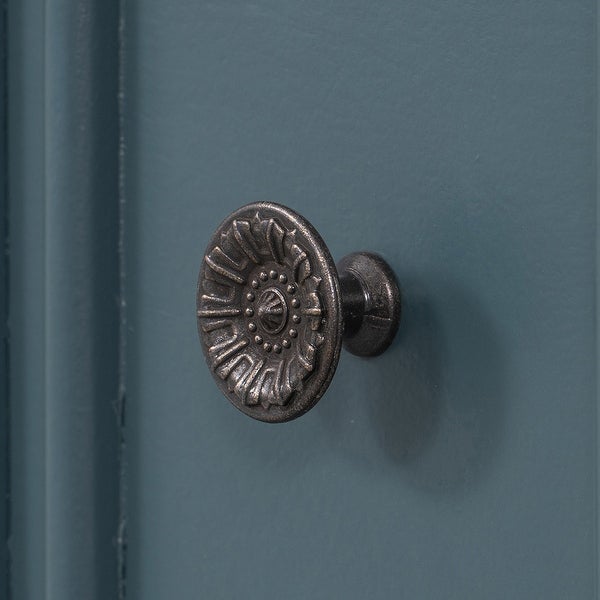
4;0;598;598
122;1;597;598
7;1;121;597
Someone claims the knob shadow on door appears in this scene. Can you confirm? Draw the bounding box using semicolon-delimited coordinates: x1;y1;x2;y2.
196;202;401;423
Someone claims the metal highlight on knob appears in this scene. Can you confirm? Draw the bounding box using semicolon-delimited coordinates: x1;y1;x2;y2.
196;202;401;423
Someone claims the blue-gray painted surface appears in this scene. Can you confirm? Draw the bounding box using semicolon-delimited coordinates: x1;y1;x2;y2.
8;0;121;598
122;0;594;598
8;3;47;596
0;4;7;597
123;2;597;598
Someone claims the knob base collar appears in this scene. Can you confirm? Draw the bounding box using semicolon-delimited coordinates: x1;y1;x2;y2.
337;252;401;357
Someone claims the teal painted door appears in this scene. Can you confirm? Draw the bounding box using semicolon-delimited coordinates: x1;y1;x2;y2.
6;0;597;598
122;2;597;598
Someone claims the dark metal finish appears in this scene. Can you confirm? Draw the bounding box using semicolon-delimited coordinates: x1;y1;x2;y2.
197;202;401;423
337;252;401;357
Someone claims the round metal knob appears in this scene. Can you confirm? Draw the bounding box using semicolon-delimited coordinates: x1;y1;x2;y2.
196;202;401;423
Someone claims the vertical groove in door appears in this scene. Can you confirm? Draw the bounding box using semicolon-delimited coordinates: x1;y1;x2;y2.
117;0;128;596
596;0;600;593
0;1;8;596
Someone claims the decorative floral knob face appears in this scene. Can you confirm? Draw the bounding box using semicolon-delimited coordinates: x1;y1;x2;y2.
197;202;401;423
197;203;343;422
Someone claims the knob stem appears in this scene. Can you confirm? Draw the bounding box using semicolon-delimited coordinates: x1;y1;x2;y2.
339;271;365;337
337;252;401;357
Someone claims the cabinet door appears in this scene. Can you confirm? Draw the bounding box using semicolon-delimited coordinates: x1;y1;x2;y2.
121;2;597;598
7;1;597;599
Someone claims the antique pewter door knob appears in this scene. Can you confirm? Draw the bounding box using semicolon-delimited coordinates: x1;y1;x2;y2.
196;202;401;423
